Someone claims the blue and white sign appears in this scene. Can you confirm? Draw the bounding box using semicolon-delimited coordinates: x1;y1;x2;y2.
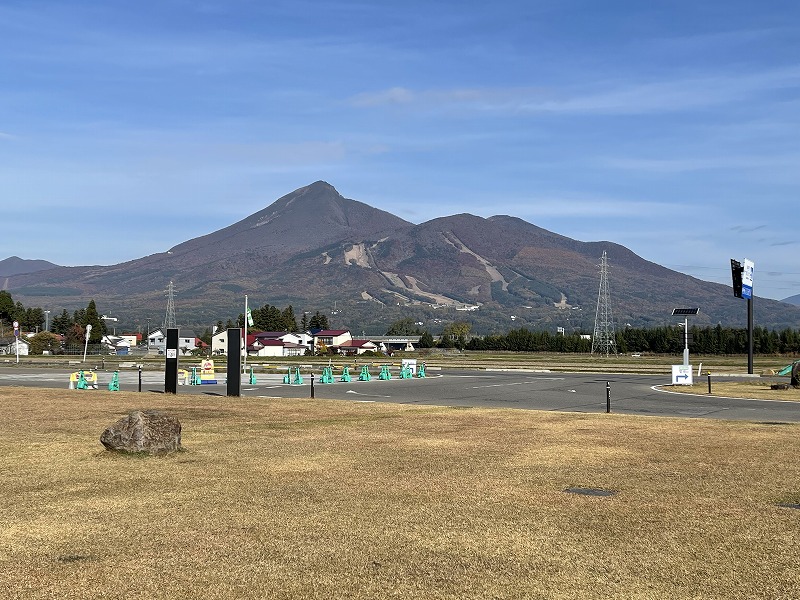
671;364;693;385
742;258;754;299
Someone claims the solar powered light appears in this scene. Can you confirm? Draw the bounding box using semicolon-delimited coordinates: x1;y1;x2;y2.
672;308;699;367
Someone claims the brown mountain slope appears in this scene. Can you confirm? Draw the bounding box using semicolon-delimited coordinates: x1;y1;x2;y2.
5;182;800;331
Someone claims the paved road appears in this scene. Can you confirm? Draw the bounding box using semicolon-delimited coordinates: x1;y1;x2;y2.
1;366;799;422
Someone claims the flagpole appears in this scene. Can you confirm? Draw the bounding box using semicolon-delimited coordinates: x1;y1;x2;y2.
243;294;248;377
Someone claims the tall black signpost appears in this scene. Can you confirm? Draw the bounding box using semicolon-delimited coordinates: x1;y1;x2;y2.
730;258;754;375
165;327;179;394
227;328;242;397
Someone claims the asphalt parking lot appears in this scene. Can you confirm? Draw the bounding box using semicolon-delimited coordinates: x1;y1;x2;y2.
2;366;800;422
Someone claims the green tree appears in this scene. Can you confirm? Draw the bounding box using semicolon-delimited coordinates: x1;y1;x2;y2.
309;311;329;330
76;300;106;343
440;321;471;349
22;307;45;331
282;305;298;332
0;291;14;323
29;331;61;355
199;328;213;346
51;309;74;335
418;330;434;348
386;318;423;336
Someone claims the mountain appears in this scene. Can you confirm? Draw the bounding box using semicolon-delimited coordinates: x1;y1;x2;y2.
5;181;800;333
782;294;800;306
0;256;60;277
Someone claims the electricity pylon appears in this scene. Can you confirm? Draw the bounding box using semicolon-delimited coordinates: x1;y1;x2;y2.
591;251;617;356
163;281;177;331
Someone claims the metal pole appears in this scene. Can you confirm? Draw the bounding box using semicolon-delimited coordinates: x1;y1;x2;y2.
311;372;315;399
606;381;610;413
747;297;754;375
683;317;689;367
83;324;92;363
707;373;712;394
243;295;248;376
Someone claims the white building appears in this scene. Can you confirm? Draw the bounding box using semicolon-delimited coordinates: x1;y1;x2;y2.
0;337;30;356
148;329;197;355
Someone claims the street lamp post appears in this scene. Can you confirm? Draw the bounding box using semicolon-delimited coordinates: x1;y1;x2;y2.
672;308;699;367
44;310;50;332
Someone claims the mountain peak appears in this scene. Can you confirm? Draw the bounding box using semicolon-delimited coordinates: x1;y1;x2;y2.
166;181;412;262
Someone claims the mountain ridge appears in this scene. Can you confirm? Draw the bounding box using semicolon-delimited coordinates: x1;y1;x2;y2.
5;181;800;332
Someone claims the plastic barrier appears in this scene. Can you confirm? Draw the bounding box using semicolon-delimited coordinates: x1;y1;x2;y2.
400;364;412;379
379;365;392;380
340;366;352;382
417;363;426;378
178;369;189;386
249;366;257;385
320;366;334;384
283;368;292;384
69;370;98;390
190;367;202;385
107;371;120;391
358;365;371;381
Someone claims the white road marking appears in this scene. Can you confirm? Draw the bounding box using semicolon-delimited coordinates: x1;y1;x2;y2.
470;377;565;389
345;390;391;398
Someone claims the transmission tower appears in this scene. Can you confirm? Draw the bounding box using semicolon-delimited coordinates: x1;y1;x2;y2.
163;281;178;330
591;251;617;356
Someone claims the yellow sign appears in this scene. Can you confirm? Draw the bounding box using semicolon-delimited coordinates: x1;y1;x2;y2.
200;359;217;383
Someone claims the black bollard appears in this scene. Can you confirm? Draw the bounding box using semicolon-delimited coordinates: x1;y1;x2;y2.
310;372;315;399
606;381;611;413
138;365;142;392
707;373;712;394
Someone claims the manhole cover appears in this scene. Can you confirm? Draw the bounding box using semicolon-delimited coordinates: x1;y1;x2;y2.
777;503;800;510
57;554;91;563
564;487;615;497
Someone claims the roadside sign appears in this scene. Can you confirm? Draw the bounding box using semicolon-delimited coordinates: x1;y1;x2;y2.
671;364;693;385
742;258;754;299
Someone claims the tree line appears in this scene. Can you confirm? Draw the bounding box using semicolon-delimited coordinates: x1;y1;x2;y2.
463;324;800;355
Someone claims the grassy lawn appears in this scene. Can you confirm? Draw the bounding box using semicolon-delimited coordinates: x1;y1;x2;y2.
1;387;799;599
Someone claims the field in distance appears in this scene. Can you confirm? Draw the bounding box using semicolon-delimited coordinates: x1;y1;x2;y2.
1;387;799;599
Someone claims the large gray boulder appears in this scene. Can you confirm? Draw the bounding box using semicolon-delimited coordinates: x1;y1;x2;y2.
100;410;182;455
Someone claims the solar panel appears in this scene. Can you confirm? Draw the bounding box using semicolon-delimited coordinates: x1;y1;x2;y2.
672;308;700;315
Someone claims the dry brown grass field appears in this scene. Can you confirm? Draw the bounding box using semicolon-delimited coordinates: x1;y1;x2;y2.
1;387;799;599
673;380;800;401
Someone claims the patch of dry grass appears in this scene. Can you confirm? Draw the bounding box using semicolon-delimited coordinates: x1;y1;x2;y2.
1;387;799;599
670;380;800;401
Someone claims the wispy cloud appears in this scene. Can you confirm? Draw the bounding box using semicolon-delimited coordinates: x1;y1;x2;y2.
349;65;800;116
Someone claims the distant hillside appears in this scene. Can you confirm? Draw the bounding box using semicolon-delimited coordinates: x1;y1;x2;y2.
782;294;800;306
0;256;59;277
5;181;800;332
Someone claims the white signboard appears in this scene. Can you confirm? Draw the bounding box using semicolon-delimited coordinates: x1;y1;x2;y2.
166;349;178;359
671;364;693;385
742;258;754;299
401;359;417;374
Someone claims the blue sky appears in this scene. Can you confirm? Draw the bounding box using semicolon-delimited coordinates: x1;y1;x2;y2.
2;0;799;301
